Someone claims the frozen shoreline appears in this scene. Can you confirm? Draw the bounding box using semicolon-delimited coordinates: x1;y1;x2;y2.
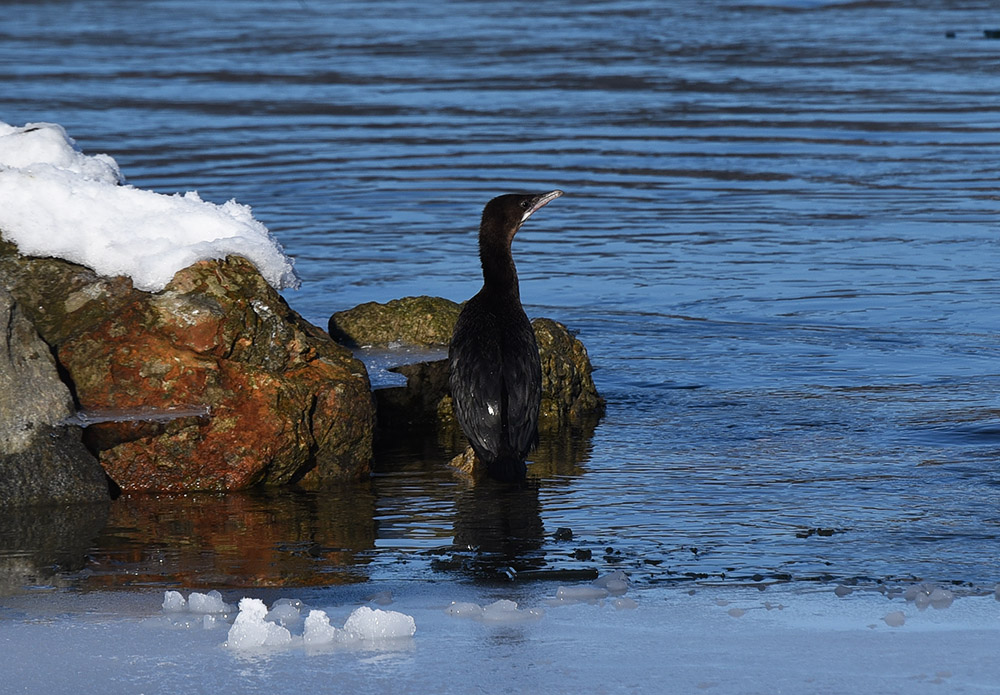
2;581;998;694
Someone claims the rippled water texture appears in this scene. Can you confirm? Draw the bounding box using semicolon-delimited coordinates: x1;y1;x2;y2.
2;0;1000;591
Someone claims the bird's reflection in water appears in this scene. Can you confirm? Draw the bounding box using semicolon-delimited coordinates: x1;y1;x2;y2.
449;479;546;579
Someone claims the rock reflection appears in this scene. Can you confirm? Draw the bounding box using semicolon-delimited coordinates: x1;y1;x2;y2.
83;487;377;589
0;502;109;595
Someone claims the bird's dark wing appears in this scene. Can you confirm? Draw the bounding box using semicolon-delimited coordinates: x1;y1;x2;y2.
500;321;541;460
449;304;504;463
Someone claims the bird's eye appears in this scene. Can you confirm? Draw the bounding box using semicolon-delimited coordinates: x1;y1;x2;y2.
520;200;529;208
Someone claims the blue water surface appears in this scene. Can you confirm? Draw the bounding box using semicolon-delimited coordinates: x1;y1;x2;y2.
2;0;1000;590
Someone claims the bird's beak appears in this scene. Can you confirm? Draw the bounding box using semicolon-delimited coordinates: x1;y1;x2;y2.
521;189;563;223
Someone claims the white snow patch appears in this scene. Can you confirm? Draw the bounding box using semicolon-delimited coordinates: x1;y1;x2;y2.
0;120;299;292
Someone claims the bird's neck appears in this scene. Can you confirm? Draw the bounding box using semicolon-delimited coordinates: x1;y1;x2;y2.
479;230;520;299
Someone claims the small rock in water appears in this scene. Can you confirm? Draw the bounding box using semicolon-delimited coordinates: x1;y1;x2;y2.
553;527;573;541
727;607;746;618
834;585;853;598
883;610;906;628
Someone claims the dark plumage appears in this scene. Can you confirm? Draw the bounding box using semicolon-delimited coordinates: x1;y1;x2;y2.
449;190;563;482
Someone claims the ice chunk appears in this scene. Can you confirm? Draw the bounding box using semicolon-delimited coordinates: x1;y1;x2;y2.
613;597;638;610
481;599;544;624
266;600;303;628
929;587;954;610
303;610;340;646
903;583;953;611
188;590;233;614
342;606;416;641
445;599;542;623
162;590;186;613
445;601;486;619
593;571;629;596
884;611;906;627
555;585;609;602
225;598;293;649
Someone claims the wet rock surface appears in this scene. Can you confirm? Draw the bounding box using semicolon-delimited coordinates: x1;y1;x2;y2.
1;242;374;492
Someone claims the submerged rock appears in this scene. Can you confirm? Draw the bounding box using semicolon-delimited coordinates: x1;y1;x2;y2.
0;287;109;505
1;241;374;491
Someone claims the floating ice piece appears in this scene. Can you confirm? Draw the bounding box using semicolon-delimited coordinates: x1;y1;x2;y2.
226;598;293;650
928;588;954;609
613;597;638;610
884;611;906;627
445;601;486;619
904;584;955;611
555;585;609;603
342;606;416;640
593;570;629;596
444;599;543;624
266;599;303;628
0;119;299;292
188;590;233;614
481;599;544;624
162;591;186;613
303;610;340;646
834;585;853;598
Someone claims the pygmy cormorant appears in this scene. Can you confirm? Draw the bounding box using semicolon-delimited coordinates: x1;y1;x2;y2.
448;190;563;482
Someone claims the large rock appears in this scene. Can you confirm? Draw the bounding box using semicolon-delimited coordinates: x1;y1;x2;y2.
1;241;374;491
0;287;109;505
